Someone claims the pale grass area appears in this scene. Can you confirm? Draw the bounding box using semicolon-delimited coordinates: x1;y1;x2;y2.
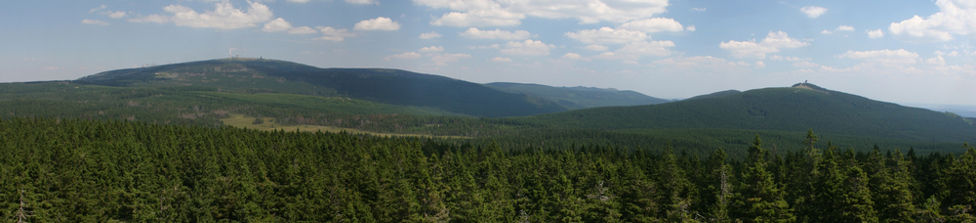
220;113;469;139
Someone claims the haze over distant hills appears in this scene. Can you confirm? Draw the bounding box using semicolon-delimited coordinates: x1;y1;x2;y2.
486;82;668;109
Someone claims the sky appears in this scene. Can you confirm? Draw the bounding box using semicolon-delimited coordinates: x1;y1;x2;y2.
1;0;975;107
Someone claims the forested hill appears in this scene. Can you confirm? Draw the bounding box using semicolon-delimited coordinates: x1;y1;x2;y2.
528;83;976;143
75;58;565;117
486;82;669;109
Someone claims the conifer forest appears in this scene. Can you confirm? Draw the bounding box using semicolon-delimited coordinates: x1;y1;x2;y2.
2;118;974;222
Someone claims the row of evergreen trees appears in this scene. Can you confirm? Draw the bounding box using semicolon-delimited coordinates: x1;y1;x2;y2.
1;118;974;222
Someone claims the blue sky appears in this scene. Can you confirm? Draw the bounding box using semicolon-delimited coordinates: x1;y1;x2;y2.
2;0;975;107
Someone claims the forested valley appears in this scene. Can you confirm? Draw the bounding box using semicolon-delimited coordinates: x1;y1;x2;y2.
2;118;974;222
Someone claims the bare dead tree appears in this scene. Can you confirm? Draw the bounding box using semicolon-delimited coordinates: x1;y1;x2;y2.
16;189;32;223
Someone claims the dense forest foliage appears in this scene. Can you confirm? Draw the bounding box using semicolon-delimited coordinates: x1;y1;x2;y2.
2;118;974;222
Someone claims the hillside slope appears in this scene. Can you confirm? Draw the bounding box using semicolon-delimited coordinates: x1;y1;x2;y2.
528;83;976;143
76;58;566;117
486;82;668;109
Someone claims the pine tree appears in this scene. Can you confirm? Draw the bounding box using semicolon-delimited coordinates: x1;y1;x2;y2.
706;148;733;223
734;135;795;223
658;145;698;222
942;144;976;222
872;150;917;223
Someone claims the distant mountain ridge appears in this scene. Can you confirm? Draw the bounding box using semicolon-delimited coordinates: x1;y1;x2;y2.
76;58;567;117
529;83;976;144
486;82;669;109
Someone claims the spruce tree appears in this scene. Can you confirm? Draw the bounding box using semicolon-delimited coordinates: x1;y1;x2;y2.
734;135;795;223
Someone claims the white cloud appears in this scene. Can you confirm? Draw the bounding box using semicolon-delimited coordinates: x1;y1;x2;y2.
800;6;827;18
822;25;855;35
460;27;531;40
419;32;442;39
584;44;609;51
867;29;885;39
621;40;675;57
89;4;127;19
430;9;524;27
566;27;647;45
415;0;670;26
90;5;107;13
686;25;696;32
889;0;976;41
288;26;318;34
720;31;809;59
620;18;684;33
838;49;920;65
562;53;582;60
354;17;400;31
346;0;378;5
431;53;471;65
107;11;127;19
288;0;311;3
926;55;946;66
262;18;291;32
652;56;744;71
419;46;444;53
317;26;355;41
262;18;317;34
81;19;109;26
128;14;168;24
501;39;553;56
492;57;512;62
129;1;273;30
386;52;422;60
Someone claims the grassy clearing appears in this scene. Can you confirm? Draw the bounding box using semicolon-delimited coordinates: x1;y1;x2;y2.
221;113;469;139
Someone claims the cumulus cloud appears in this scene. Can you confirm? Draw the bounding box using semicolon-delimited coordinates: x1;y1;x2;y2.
354;17;400;31
430;9;524;27
800;6;827;18
419;32;442;39
107;11;127;19
501;39;554;56
262;18;291;32
620;18;684;33
346;0;379;5
419;46;444;53
129;1;273;30
385;52;422;60
262;18;317;34
598;40;675;62
128;14;168;24
821;25;855;34
460;28;531;40
317;26;355;41
415;0;670;26
562;53;582;60
566;27;647;45
492;57;512;62
889;0;976;41
584;44;609;51
838;49;920;65
89;5;127;19
720;31;809;59
867;29;885;39
81;19;109;26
